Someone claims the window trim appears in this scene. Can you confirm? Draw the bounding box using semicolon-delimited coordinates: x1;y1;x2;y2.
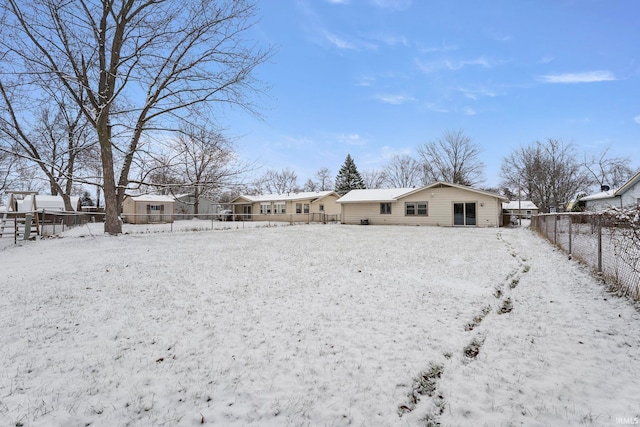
405;201;428;216
274;201;286;214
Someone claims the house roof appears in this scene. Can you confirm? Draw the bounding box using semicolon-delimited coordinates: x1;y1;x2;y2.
125;194;175;203
615;170;640;196
502;201;539;210
336;188;416;203
337;182;508;203
231;191;338;204
579;189;617;202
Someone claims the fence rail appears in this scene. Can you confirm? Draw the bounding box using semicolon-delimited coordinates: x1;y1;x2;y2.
531;209;640;301
1;211;342;240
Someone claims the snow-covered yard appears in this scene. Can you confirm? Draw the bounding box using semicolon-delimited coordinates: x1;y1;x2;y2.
1;223;639;426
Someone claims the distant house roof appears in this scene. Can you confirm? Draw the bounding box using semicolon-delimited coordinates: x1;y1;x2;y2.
125;194;175;203
579;189;617;202
232;191;338;204
502;201;538;210
337;182;508;203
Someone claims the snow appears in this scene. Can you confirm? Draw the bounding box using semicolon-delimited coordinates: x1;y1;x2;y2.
335;188;416;202
502;201;538;210
1;222;639;426
235;191;336;203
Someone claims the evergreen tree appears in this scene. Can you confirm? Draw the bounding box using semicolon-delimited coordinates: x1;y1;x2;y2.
335;154;366;196
80;191;95;206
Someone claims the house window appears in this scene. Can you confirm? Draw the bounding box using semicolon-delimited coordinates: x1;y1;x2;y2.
260;203;271;214
304;203;310;213
405;202;428;216
274;202;286;214
296;203;302;214
317;204;322;212
380;203;392;214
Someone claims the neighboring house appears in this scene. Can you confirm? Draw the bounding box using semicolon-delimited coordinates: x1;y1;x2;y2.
580;171;640;211
580;189;618;212
502;201;539;219
173;194;218;218
337;182;508;227
122;194;175;224
230;191;341;222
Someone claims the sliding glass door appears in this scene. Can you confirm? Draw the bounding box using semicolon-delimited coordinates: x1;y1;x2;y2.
453;202;477;226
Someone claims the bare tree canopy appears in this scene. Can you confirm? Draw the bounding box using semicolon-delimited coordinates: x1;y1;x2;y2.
417;129;485;186
583;146;634;190
255;168;299;194
0;0;272;234
500;138;591;213
0;85;94;210
382;154;422;188
315;167;333;191
361;169;386;190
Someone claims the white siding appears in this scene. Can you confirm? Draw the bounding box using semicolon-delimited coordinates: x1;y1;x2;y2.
341;186;503;227
621;183;640;208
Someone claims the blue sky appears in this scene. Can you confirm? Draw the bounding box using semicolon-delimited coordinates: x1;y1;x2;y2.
226;0;640;188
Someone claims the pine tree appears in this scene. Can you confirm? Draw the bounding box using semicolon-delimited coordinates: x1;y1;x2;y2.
335;154;366;196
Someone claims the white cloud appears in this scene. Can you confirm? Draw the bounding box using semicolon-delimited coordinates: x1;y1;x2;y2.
326;0;349;4
459;87;497;100
538;71;616;84
323;31;356;49
416;56;500;73
634;115;640;124
337;133;367;146
373;93;415;104
463;107;478;116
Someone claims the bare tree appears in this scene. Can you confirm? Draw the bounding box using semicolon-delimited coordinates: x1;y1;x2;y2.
501;139;591;213
361;169;386;189
170;126;239;215
583;146;634;190
315;167;333;191
1;0;272;234
0;149;17;198
0;88;94;211
303;178;318;192
417;129;485;186
382;154;421;188
257;168;299;194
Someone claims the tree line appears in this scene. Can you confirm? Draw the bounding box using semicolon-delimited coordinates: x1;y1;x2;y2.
246;130;635;214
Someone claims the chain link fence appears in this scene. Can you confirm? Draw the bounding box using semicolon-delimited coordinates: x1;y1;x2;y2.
531;209;640;301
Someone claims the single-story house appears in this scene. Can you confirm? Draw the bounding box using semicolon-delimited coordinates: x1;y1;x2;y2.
580;171;640;211
502;201;539;219
173;194;218;218
337;182;508;227
122;194;175;224
230;191;341;222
